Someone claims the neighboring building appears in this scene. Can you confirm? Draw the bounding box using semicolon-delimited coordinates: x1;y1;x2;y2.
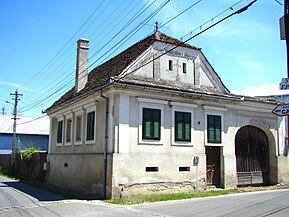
0;115;49;153
45;31;289;198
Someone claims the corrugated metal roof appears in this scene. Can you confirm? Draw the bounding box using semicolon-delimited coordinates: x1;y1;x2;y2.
0;115;49;135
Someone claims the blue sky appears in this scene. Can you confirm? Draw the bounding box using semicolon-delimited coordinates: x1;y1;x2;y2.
0;0;287;117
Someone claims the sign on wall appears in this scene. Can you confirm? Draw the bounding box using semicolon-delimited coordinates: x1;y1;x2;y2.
272;104;289;116
279;78;289;90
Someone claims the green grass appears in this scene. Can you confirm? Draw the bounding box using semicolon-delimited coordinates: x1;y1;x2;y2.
106;189;244;205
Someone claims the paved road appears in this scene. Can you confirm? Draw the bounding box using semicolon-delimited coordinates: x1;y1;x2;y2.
1;175;289;216
133;189;289;217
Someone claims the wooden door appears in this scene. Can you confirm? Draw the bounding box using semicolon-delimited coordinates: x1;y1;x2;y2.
235;126;269;186
206;146;220;186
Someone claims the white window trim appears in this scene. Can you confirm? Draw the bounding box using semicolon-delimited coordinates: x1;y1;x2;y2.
85;105;97;144
64;113;73;146
204;109;225;147
171;103;196;146
56;115;64;147
137;98;167;145
74;110;83;146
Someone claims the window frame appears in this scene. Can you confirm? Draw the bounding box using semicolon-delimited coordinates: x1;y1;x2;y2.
74;109;83;145
182;62;187;73
207;114;221;144
171;102;196;146
56;117;64;146
175;111;191;142
169;60;173;71
65;118;72;145
142;108;161;140
84;103;97;144
204;106;226;146
137;98;167;145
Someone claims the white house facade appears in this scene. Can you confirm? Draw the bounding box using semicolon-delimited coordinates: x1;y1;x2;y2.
45;32;289;198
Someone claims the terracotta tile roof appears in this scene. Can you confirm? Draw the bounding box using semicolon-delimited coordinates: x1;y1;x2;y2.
46;31;201;111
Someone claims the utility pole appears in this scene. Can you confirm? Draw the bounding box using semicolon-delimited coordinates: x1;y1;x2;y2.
10;90;22;171
284;0;289;76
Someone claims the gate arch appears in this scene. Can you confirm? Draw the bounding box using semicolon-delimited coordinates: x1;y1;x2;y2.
235;125;269;186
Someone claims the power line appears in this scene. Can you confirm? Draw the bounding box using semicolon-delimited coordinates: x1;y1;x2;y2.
121;0;257;80
19;1;105;90
20;0;153;105
181;0;244;41
19;0;167;113
18;0;256;117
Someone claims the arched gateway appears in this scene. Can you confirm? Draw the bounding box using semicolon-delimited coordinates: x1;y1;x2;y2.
235;125;270;186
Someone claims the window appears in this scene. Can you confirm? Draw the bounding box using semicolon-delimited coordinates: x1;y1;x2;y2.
146;167;159;172
207;115;221;143
142;108;161;140
86;111;95;141
175;111;191;142
169;60;173;71
182;63;187;73
75;115;82;142
66;119;72;143
57;120;63;144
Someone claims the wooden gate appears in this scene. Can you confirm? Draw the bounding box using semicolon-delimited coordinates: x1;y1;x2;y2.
235;126;269;186
206;146;220;187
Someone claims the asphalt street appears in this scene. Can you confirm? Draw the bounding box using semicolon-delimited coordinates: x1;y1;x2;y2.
0;175;289;216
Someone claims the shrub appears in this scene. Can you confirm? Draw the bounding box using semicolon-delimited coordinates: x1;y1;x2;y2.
22;147;38;162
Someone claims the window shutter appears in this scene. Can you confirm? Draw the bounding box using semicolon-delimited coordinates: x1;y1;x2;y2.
207;115;215;143
152;109;161;139
175;112;191;142
207;115;221;143
215;115;221;143
142;108;161;140
184;113;191;141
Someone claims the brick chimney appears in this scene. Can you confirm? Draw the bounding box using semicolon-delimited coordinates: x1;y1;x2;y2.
75;38;89;93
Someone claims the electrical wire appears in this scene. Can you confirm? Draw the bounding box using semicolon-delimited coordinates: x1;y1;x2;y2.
120;0;258;79
20;0;150;104
19;0;167;113
17;0;257;117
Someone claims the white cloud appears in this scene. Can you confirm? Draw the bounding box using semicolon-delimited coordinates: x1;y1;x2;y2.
0;80;40;93
204;18;273;41
231;83;289;97
237;55;264;74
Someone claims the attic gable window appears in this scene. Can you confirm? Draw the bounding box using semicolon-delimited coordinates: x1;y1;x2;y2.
169;60;173;71
182;63;187;73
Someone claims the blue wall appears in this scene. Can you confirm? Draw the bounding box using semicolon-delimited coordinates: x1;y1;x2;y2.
0;133;48;152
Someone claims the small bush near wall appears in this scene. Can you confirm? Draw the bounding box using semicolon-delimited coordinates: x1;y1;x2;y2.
22;147;39;162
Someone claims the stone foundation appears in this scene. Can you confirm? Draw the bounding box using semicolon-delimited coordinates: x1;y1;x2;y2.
113;178;206;198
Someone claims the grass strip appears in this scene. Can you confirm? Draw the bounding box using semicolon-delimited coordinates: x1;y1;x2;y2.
106;189;243;205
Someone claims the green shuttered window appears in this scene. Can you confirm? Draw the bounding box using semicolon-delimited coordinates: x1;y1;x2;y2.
207;115;221;143
86;111;95;141
142;108;161;140
175;111;191;142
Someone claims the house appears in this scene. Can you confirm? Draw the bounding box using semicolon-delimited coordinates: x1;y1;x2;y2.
0;115;49;153
45;31;289;198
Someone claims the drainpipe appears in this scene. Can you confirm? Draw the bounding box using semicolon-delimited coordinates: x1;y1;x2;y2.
100;88;109;199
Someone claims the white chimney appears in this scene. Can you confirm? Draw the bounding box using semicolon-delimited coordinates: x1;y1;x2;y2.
75;38;89;93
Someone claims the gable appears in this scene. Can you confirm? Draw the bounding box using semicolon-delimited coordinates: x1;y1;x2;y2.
119;41;229;94
46;31;230;113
